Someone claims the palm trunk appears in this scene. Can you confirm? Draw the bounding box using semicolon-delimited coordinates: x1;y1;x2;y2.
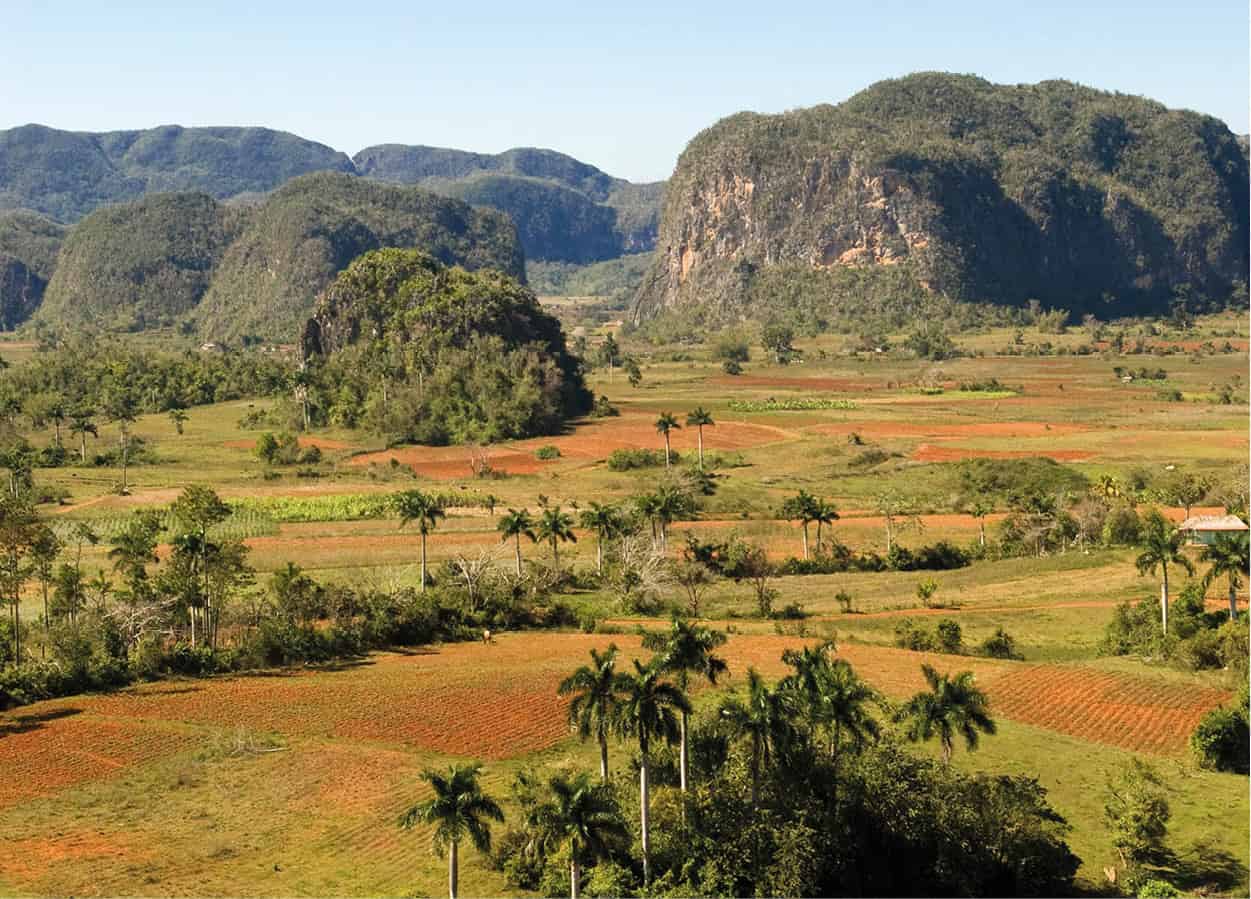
801;523;809;560
420;531;428;593
697;426;704;469
552;537;559;567
12;594;20;666
119;430;129;494
1160;566;1169;632
750;738;760;809
448;839;458;899
679;710;689;792
942;739;952;766
80;433;87;463
596;535;603;575
599;732;609;782
663;433;671;468
640;750;651;886
885;517;893;554
570;858;581;899
979;520;986;548
514;534;523;577
1230;577;1239;620
41;581;48;659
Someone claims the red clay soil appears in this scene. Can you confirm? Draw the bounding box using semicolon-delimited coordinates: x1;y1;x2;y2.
911;444;1095;463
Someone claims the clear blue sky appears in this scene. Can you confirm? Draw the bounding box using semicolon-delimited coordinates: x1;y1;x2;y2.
5;0;1247;182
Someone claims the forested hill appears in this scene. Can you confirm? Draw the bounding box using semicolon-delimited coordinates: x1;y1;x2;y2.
0;124;355;222
634;73;1250;325
354;144;665;262
34;174;523;343
0;125;664;264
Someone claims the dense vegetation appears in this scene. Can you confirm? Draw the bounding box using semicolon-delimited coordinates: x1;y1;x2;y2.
0;211;65;330
301;248;591;442
636;73;1249;326
527;253;653;302
0;123;355;222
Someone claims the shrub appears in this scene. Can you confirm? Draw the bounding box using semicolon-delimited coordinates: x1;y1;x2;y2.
935;619;963;653
835;590;854;613
979;627;1023;660
721;358;743;375
590;395;619;417
607;448;674;470
534;445;561;460
1189;687;1249;774
894;619;934;652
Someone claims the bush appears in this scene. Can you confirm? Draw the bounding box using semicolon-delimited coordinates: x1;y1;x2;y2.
894;619;934;652
979;627;1023;660
607;447;674;470
534;445;561;460
1190;686;1249;773
590;395;619;417
1136;879;1181;898
935;619;963;653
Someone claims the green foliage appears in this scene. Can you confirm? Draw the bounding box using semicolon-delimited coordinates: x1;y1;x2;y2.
1190;685;1250;774
526;253;653;302
0;211;65;330
726;396;857;412
1104;759;1171;873
606;448;675;471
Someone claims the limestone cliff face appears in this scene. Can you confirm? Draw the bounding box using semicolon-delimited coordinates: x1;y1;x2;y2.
634;74;1249;322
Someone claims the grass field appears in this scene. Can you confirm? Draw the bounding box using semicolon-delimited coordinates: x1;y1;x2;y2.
0;313;1247;896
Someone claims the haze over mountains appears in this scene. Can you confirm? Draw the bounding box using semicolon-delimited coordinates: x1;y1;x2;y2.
0;73;1247;342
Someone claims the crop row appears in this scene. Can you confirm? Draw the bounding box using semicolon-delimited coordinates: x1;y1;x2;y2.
727;397;858;412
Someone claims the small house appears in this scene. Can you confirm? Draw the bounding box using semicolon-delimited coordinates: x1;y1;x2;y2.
1177;514;1249;546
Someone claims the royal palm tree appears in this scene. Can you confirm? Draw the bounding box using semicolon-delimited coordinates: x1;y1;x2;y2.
578;502;623;575
523;770;629;899
558;644;625;781
655;412;680;469
634;492;662;549
896;664;996;765
497;508;537;576
652;484;691;554
393;489;446;592
536;505;577;566
685;407;714;469
780;490;818;559
719;667;798;808
69;410;97;463
969;498;993;548
781;645;879;766
399;764;504;899
1135;509;1195;631
811;497;839;551
643;618;727;792
1200;531;1249;620
614;658;690;885
168;407;189;435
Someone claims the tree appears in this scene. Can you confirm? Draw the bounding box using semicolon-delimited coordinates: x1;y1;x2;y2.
654;413;680;469
781;645;879;768
1104;759;1171;879
722;540;775;617
497;508;537;577
673;560;713;617
523;770;629;899
624;356;642;388
393;490;446;592
578;503;623;575
811;497;839;550
614;658;690;885
896;664;996;765
0;499;37;664
686;407;714;469
875;490;921;554
780;490;818;559
1135;509;1194;632
170;486;232;648
399;764;504;899
1199;531;1248;620
643;618;728;792
719;667;798;807
168;407;189;435
761;323;796;364
558;644;625;782
597;333;621;381
1160;471;1212;518
651;484;693;554
29;524;60;658
69;409;98;463
968;498;993;548
102;387;138;494
536;505;576;567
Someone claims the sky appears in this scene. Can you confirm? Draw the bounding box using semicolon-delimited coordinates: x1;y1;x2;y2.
4;0;1248;183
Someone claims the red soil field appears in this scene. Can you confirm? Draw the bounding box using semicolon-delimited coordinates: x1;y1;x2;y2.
4;831;152;882
0;712;192;810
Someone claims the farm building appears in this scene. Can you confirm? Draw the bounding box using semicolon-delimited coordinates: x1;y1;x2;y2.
1177;514;1249;545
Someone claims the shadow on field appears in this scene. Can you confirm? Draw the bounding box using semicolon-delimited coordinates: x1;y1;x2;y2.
1167;842;1247;894
386;646;440;657
0;705;81;736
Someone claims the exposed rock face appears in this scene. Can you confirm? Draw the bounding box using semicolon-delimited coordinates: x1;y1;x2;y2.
635;74;1249;322
0;210;64;330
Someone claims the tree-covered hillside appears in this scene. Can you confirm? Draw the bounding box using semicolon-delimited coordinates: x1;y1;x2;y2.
636;73;1249;325
354;144;664;262
0;210;65;329
0;124;353;222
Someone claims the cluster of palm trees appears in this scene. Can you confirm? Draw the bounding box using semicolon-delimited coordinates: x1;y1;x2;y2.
400;620;998;899
654;407;715;469
1135;508;1249;628
779;489;840;559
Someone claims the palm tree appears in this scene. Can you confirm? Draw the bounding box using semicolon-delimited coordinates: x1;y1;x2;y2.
399;764;504;899
614;658;690;885
655;412;680;469
536;505;577;566
896;664;996;765
579;503;623;575
969;499;993;548
685;407;714;469
559;644;625;781
811;497;839;551
652;484;691;554
523;770;629;899
643;618;728;792
781;645;879;766
393;489;446;592
69;410;97;463
780;490;818;559
719;667;797;808
1200;531;1249;620
168;407;189;435
634;492;662;549
497;508;536;576
1135;509;1195;631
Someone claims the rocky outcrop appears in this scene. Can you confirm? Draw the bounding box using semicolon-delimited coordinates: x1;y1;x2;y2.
635;74;1249;322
